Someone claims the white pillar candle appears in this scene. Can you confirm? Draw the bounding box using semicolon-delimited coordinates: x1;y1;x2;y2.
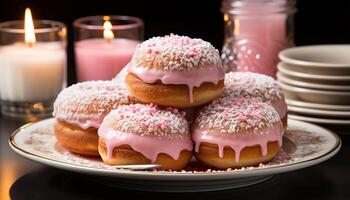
0;42;66;102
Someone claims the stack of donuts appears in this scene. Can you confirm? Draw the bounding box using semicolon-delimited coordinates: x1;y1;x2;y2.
53;34;287;170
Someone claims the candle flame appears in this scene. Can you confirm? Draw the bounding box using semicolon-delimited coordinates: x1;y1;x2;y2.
234;18;240;36
224;14;229;22
103;17;114;41
25;8;36;46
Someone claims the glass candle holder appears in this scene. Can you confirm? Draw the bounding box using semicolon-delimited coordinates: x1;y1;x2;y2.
221;0;296;77
74;16;144;82
0;20;67;120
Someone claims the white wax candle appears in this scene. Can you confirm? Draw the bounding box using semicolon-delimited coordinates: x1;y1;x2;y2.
0;42;66;102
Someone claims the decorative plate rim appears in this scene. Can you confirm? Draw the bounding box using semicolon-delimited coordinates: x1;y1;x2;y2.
288;114;350;125
277;63;350;80
278;45;350;68
8;118;341;180
285;98;350;110
287;105;350;117
277;72;350;91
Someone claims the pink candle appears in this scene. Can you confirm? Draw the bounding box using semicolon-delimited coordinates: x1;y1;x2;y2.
75;38;139;81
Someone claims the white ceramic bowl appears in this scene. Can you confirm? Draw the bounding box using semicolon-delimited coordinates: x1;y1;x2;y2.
279;45;350;75
278;81;350;105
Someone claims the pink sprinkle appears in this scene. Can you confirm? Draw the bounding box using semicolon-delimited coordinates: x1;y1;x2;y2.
180;111;186;117
223;110;228;119
233;105;240;109
149;108;157;115
237;114;248;121
132;34;221;71
166;107;179;114
161;120;169;129
244;109;252;116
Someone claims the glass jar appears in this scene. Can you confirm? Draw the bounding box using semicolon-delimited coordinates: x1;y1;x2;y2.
221;0;296;77
0;19;67;119
73;16;144;82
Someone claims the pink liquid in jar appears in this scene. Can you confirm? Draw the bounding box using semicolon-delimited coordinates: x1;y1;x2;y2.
221;0;295;77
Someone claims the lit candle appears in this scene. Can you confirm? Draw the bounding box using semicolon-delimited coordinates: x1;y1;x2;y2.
74;16;143;82
0;8;66;117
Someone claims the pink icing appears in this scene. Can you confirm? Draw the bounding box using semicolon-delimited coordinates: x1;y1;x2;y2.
98;126;193;162
193;125;284;162
57;118;102;129
128;65;224;103
270;98;288;119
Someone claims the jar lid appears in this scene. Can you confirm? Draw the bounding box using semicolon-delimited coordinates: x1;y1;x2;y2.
221;0;296;15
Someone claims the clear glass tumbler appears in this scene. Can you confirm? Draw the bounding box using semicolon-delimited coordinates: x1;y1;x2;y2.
221;0;296;77
73;15;144;82
0;20;67;120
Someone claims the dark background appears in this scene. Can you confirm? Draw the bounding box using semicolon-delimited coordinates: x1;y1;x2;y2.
1;0;349;84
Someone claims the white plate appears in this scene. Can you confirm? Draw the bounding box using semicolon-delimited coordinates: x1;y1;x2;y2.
277;72;350;91
279;45;350;75
278;69;350;85
9;118;341;192
277;63;350;84
287;105;350;118
278;81;350;105
288;114;350;125
286;99;350;111
277;62;350;76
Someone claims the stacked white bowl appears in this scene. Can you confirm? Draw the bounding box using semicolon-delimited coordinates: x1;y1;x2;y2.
277;45;350;125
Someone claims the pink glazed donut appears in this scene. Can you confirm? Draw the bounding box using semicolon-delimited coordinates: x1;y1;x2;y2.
98;103;193;170
224;72;288;127
125;34;225;108
53;80;135;156
193;98;284;169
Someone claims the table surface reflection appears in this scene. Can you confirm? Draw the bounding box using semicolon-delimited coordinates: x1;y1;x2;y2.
1;115;350;200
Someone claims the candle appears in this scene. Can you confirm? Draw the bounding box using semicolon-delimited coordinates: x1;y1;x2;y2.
75;38;138;82
0;42;65;101
0;8;66;117
74;16;142;82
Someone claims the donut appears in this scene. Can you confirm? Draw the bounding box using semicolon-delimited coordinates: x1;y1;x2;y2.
193;98;284;169
98;103;193;170
53;80;135;156
126;34;225;108
116;66;195;121
224;72;288;126
115;65;128;90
